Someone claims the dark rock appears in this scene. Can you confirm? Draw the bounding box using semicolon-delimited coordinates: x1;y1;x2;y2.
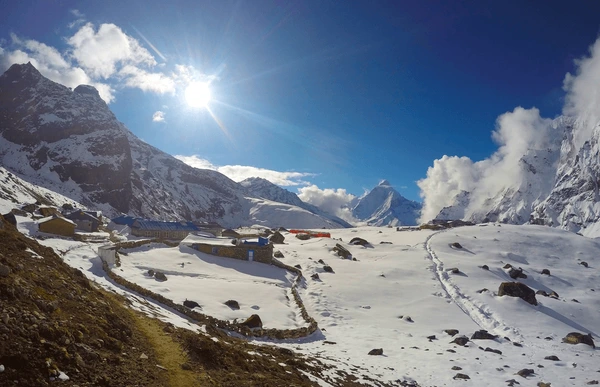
181;363;193;371
333;243;352;259
241;314;262;329
548;291;559;299
452;366;462;370
580;261;589;268
379;241;392;244
427;335;437;341
452;336;469;346
278;347;294;356
147;269;155;277
536;290;548;297
295;233;311;240
562;332;595;348
505;379;520;386
323;265;334;273
572;299;580;303
0;264;11;278
453;373;470;380
498;282;538;305
183;299;200;309
481;265;489;270
587;381;599;385
484;347;502;355
224;300;240;310
317;259;325;264
273;251;284;258
508;267;527;279
445;329;459;336
544;355;560;361
450;242;463;249
516;368;535;378
448;267;460;274
269;231;285;244
541;269;551;275
349;237;370;246
503;263;513;269
447;349;456;353
471;330;497;340
476;288;489;293
368;348;383;356
294;264;302;270
154;271;167;281
537;382;551;387
513;342;523;347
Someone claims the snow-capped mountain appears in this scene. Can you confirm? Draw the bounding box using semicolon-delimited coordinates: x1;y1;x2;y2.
352;180;421;226
432;116;600;237
0;63;343;228
240;177;352;228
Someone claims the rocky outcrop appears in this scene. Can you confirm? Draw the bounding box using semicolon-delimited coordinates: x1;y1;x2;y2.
498;282;538;306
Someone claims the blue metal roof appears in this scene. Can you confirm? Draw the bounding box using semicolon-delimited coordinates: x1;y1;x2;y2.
112;215;139;226
132;220;200;232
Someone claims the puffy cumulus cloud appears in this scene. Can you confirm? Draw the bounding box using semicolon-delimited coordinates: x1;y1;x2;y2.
297;185;357;222
174;155;315;186
563;38;600;149
418;107;555;223
152;111;165;122
119;65;176;94
0;19;213;103
0;36;115;103
67;23;156;79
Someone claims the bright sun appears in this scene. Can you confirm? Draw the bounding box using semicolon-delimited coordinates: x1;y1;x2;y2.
185;82;211;108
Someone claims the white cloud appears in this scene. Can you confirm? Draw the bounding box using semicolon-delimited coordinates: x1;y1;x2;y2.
119;65;175;94
0;36;115;103
67;23;156;79
68;9;86;29
417;38;600;223
174;155;314;186
563;38;600;149
152;110;165;122
418;107;557;223
297;184;357;222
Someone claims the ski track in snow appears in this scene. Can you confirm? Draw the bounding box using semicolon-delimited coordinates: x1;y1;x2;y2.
425;231;522;341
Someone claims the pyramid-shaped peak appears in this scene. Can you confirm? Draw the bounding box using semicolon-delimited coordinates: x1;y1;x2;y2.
3;62;43;79
378;179;391;187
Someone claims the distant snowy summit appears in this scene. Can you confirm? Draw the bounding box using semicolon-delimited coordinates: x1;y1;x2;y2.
352;180;421;226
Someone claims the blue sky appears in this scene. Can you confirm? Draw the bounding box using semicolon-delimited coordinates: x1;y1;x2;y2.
1;0;600;206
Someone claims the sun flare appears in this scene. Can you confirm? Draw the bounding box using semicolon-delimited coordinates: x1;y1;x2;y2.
185;82;211;108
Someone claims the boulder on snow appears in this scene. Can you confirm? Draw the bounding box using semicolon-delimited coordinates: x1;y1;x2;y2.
444;329;459;336
311;273;320;280
269;231;285;244
471;330;497;340
541;268;551;275
368;348;383;356
224;300;240;310
241;314;262;329
147;269;155;277
333;244;352;259
450;242;463;249
295;233;311;240
183;299;201;309
273;250;284;258
451;336;469;346
154;272;167;281
349;237;370;246
498;282;537;305
508;267;527;279
323;265;334;273
562;332;595;348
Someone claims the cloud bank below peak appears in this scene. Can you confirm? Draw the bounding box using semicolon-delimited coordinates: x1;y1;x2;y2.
174;155;315;187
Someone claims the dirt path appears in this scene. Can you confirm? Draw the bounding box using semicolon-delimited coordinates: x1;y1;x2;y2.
128;310;202;387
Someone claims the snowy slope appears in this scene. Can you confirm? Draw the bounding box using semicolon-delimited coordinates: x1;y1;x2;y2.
0;166;82;213
352;180;421;226
240;177;352;228
38;222;599;386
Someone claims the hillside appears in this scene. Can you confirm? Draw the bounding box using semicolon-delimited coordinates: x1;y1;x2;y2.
0;63;349;229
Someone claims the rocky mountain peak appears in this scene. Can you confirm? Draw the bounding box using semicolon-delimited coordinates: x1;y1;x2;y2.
73;84;102;100
352;180;421;226
378;179;391;186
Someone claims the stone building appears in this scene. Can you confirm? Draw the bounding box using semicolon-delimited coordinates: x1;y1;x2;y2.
181;234;273;264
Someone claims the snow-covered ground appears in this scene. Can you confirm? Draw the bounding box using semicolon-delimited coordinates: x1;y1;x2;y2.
13;217;600;386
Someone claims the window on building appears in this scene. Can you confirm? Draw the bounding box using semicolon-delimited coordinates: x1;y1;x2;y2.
212;247;218;254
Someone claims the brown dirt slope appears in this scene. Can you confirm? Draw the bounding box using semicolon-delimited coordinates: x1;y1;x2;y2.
0;215;168;386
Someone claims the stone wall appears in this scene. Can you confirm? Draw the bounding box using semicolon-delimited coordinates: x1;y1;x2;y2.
99;247;318;340
193;242;273;264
